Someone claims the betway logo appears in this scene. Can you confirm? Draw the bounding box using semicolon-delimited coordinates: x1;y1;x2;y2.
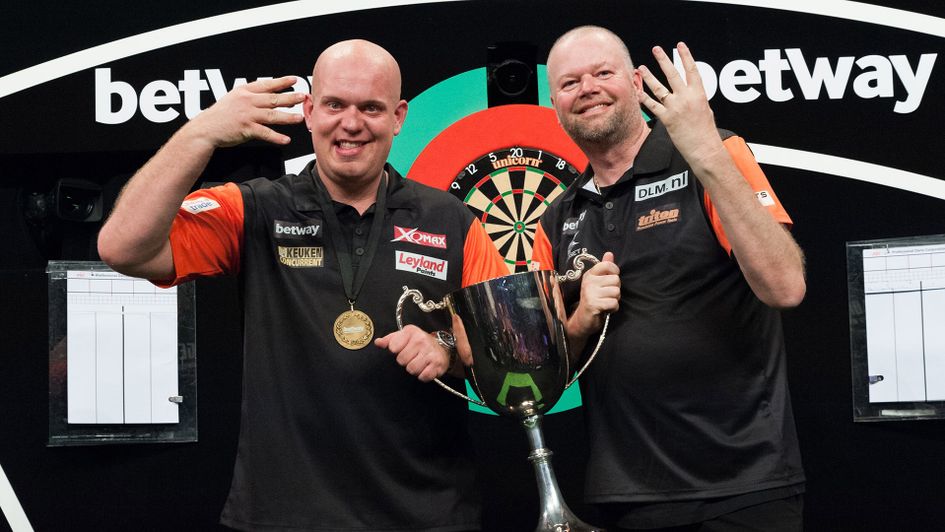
673;48;936;114
94;69;312;124
274;220;320;238
395;251;448;280
392;226;447;249
94;47;937;125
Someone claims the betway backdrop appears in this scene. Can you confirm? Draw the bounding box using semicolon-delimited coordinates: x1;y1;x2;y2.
2;1;945;530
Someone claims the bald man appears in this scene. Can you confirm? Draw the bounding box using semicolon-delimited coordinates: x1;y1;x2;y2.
532;27;807;530
99;40;505;531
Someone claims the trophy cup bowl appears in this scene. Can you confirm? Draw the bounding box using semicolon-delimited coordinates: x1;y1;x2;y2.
396;253;607;532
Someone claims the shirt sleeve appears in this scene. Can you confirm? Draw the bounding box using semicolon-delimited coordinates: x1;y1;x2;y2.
158;182;244;287
461;218;510;286
530;220;555;271
705;135;793;255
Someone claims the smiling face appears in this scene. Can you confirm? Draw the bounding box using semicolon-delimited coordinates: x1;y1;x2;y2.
547;29;644;149
304;40;407;194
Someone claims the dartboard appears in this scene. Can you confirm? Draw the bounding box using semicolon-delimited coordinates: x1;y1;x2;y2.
450;146;580;272
407;104;587;274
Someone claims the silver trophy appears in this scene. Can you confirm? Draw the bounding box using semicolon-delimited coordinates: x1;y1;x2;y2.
396;252;608;532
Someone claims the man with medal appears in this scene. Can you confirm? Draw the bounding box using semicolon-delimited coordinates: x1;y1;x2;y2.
98;39;507;532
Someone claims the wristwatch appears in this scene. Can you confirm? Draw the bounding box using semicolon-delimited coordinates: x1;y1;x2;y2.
433;330;457;366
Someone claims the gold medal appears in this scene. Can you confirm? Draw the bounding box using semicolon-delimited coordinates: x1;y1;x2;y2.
333;306;374;350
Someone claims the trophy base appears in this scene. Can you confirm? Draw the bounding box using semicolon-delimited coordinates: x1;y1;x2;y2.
524;413;606;532
535;514;603;532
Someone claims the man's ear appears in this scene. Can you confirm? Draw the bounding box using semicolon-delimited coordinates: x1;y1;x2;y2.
302;93;314;131
393;99;408;136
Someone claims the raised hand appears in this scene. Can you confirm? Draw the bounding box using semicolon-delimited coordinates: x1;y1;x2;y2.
187;76;306;148
637;43;726;169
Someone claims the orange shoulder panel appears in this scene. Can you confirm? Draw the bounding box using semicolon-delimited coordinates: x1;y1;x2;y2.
165;182;244;285
706;136;793;254
462;219;510;286
530;221;555;272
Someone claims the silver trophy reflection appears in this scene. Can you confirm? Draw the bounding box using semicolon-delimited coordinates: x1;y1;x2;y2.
397;252;608;532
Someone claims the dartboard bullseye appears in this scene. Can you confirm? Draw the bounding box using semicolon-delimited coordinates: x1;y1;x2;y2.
450;146;580;272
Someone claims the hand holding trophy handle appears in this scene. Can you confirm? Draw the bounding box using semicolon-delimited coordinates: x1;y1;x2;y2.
557;250;612;390
395;287;487;406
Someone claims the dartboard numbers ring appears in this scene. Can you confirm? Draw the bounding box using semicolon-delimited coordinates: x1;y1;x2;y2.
450;146;580;272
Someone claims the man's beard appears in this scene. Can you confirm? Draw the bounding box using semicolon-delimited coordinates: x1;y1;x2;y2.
561;107;631;147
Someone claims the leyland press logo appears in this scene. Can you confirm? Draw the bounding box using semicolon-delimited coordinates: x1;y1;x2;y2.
395;251;448;280
391;226;447;249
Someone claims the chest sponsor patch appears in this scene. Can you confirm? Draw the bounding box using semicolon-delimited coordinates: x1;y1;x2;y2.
392;226;447;249
636;203;681;231
566;233;583;261
277;246;324;268
395;250;448;280
561;209;586;236
274;219;321;238
755;190;776;207
180;197;220;214
635;171;689;201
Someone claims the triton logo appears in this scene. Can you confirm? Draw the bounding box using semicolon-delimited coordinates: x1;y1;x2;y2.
180;197;220;214
396;251;448;280
277;246;324;268
274;220;320;238
392;226;447;249
636;172;689;201
637;207;680;231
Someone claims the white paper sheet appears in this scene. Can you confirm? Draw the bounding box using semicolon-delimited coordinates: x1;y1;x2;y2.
66;270;179;424
863;244;945;403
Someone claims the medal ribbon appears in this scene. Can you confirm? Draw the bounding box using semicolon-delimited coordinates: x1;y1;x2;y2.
312;169;388;309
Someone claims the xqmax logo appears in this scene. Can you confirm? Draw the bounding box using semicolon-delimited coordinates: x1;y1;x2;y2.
392;226;447;249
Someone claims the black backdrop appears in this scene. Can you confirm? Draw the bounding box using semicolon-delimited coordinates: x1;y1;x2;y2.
2;1;945;530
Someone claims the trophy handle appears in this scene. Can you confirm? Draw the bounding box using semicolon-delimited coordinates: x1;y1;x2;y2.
554;250;597;283
396;286;487;406
555;251;612;390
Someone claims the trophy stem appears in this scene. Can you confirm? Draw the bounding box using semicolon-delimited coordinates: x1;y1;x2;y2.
521;414;603;532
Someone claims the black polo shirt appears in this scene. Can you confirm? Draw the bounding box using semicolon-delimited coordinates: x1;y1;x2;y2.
535;122;805;526
167;163;495;531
